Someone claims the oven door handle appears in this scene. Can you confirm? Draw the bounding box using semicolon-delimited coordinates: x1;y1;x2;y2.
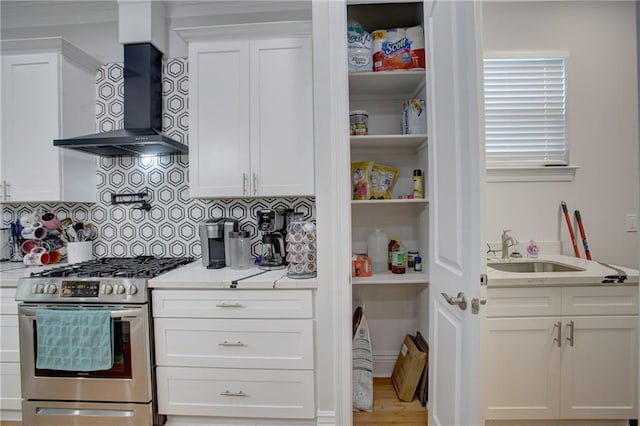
19;307;144;319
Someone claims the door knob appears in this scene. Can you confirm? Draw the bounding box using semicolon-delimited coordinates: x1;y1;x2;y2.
441;292;467;310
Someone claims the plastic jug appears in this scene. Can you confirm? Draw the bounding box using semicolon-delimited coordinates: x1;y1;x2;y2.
367;229;389;273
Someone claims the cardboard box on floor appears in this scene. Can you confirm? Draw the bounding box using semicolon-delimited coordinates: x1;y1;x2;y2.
391;334;428;402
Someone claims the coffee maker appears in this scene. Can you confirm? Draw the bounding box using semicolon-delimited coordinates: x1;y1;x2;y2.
199;218;239;269
256;209;290;270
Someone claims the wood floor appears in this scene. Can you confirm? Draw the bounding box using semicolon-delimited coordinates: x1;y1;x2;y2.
353;377;428;425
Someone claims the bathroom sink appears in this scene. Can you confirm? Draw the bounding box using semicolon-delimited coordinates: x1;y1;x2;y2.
488;259;585;273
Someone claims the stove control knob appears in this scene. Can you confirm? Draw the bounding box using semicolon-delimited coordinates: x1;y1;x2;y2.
103;284;113;295
128;285;138;295
45;284;58;294
32;284;44;294
115;284;126;295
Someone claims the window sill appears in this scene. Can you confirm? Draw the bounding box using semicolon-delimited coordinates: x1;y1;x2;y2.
486;165;579;183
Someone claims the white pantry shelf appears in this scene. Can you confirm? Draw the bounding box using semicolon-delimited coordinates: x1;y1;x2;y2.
352;270;428;285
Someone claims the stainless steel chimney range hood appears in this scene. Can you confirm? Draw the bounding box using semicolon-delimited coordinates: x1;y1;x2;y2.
54;43;188;157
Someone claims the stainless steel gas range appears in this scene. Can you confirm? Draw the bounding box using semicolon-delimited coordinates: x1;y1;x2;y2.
15;256;194;426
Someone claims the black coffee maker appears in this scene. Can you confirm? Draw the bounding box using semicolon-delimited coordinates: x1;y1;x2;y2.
199;218;239;269
256;209;292;270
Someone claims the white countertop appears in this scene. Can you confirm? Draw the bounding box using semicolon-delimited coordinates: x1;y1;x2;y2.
0;262;62;287
148;261;318;290
486;254;639;287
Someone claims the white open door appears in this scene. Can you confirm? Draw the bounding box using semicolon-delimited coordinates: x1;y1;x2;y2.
426;1;486;425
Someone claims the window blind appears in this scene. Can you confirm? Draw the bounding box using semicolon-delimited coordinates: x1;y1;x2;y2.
484;57;568;167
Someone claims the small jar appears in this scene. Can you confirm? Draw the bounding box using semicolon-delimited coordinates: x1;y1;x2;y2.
407;250;419;268
413;255;423;272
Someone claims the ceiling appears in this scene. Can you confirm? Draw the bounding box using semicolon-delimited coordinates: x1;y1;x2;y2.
1;1;312;29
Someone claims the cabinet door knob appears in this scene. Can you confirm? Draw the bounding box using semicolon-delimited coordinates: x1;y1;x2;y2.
566;320;574;347
553;321;562;347
218;340;246;347
215;302;243;308
252;173;258;195
220;390;247;397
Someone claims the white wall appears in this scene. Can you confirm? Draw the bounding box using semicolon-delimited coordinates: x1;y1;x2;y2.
483;1;639;268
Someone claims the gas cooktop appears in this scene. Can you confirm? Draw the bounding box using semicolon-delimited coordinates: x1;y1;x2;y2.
29;256;195;279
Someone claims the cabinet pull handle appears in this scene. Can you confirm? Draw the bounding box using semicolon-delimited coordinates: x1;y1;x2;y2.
242;173;248;195
215;302;243;308
3;181;9;200
566;320;574;347
252;173;258;195
220;390;247;397
219;340;246;347
553;321;562;347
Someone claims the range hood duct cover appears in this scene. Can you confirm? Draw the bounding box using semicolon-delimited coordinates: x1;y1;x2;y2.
54;43;188;157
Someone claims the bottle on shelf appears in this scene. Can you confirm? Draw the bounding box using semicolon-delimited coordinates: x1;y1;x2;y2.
413;255;423;272
367;229;389;273
391;239;406;274
388;237;397;270
412;169;424;199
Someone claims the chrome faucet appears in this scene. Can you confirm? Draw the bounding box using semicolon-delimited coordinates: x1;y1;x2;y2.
501;229;517;259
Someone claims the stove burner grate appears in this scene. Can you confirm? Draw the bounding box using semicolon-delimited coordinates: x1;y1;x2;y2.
30;256;194;279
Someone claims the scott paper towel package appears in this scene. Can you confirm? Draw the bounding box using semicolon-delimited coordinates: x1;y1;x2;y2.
372;25;425;72
347;20;373;72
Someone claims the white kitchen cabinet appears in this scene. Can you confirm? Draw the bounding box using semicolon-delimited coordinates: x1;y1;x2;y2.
179;22;314;198
152;289;315;421
0;287;21;422
0;38;99;203
485;285;638;421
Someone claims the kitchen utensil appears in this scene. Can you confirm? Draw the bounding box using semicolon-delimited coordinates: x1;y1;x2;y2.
561;201;580;258
66;241;93;264
574;210;591;260
0;227;11;261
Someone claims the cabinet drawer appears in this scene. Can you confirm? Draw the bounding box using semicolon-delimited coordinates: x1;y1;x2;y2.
562;286;638;316
486;287;562;317
0;362;22;411
155;318;313;369
0;314;19;362
0;288;17;315
156;366;315;419
152;290;312;319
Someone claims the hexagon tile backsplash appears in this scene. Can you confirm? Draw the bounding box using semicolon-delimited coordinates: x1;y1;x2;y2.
1;58;315;260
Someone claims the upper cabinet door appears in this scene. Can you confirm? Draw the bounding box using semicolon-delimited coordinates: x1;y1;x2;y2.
183;24;315;199
426;1;486;425
1;38;98;203
189;41;252;198
249;38;314;197
2;53;61;202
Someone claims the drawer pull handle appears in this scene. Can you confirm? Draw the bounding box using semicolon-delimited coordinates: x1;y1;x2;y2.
566;320;574;347
221;390;247;397
219;340;246;347
215;303;243;308
553;321;562;347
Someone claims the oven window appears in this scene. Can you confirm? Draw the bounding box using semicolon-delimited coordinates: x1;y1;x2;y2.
33;320;133;379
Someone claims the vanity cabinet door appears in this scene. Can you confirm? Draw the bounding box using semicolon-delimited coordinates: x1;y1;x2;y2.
485;317;561;419
560;316;638;419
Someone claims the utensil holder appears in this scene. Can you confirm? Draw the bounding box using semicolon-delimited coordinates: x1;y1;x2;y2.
67;241;93;264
